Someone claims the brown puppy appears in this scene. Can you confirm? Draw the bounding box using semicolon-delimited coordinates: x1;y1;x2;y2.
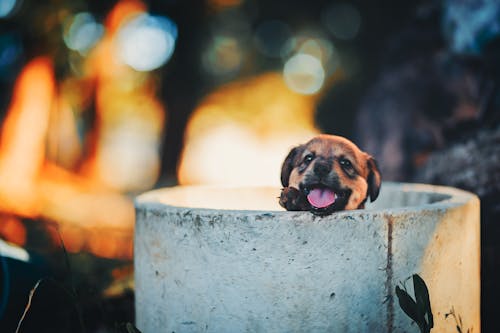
279;134;381;215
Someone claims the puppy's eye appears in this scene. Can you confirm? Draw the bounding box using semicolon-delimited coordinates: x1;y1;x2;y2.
303;154;315;164
339;158;353;170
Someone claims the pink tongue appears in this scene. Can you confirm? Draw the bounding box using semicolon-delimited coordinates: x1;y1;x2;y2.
307;188;336;208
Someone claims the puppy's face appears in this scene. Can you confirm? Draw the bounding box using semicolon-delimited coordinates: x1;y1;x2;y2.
280;134;381;215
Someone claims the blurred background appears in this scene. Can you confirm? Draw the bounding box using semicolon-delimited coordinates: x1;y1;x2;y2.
0;0;498;331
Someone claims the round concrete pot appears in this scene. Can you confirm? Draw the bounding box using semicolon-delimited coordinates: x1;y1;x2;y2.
134;183;480;333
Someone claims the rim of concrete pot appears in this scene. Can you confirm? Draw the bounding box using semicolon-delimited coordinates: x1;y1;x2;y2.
135;182;475;215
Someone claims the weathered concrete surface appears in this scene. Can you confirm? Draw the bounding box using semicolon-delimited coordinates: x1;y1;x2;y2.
134;182;480;333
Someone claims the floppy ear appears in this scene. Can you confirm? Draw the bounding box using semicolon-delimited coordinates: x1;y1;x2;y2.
280;145;303;187
366;156;382;202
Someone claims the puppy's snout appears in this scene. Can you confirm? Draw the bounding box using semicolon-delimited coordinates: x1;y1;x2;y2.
313;161;330;178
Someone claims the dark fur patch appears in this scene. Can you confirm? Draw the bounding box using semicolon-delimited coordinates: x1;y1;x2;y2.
367;157;382;201
280;145;304;187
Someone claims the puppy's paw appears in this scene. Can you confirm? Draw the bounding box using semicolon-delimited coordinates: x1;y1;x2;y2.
279;187;309;211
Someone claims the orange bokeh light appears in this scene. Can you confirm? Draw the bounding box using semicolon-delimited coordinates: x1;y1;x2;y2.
0;0;165;259
0;57;54;218
178;72;321;186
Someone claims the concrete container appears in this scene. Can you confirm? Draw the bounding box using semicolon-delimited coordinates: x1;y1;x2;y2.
134;182;480;332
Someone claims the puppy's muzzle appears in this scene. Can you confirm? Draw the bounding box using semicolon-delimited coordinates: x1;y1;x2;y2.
299;163;351;215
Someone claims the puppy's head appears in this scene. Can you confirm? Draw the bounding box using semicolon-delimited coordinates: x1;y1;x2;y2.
280;134;381;215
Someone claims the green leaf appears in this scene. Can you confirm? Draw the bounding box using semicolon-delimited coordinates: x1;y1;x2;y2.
125;323;142;333
395;285;419;323
413;274;433;330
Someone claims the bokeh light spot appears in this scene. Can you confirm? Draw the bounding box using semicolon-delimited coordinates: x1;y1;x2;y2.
0;0;19;18
300;38;333;64
202;35;243;77
322;3;361;40
283;53;325;95
297;37;340;76
64;12;104;55
0;33;22;70
117;13;178;72
443;0;500;55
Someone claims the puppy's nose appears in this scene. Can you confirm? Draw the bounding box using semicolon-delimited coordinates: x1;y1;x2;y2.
314;162;330;177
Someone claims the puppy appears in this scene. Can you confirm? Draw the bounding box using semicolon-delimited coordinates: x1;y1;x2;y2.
279;134;382;215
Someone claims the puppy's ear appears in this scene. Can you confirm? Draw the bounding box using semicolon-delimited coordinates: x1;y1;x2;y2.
281;145;303;187
366;156;382;202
